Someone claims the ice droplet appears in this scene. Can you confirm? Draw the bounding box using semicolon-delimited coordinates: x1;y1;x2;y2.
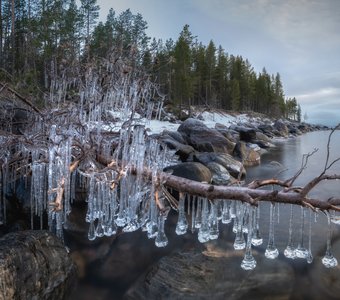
88;221;96;241
251;205;263;246
295;207;308;259
175;193;188;235
241;205;257;270
284;204;296;259
234;202;246;250
322;212;338;268
265;203;279;259
198;198;210;243
155;214;168;247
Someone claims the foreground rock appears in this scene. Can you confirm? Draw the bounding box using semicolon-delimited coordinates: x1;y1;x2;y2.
0;230;76;300
125;244;294;300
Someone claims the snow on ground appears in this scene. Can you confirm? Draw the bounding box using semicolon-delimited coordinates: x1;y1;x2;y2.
102;109;271;135
199;111;252;128
146;119;180;134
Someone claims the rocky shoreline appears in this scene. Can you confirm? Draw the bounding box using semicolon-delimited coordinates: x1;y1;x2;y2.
154;111;328;185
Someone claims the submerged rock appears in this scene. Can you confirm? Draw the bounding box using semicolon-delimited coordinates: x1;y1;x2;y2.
125;245;294;300
0;230;76;300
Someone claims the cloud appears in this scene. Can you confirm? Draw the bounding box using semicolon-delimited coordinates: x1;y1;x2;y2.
293;87;340;126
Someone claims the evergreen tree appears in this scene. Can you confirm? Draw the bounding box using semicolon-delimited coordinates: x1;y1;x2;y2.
204;40;216;105
173;24;194;111
80;0;99;59
215;46;229;109
231;79;240;111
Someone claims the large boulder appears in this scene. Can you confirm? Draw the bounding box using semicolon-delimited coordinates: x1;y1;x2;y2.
194;152;246;180
178;118;235;154
163;162;212;183
0;230;76;300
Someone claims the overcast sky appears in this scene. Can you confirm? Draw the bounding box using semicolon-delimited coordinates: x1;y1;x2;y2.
97;0;340;126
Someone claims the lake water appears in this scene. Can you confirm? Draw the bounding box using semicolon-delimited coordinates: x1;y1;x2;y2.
67;130;340;300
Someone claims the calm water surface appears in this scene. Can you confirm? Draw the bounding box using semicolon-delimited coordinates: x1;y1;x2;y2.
68;130;340;300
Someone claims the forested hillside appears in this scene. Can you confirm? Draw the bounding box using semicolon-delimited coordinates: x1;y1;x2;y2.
0;0;301;120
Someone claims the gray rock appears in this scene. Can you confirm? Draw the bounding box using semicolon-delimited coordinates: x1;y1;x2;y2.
0;230;76;300
258;124;275;138
255;131;271;143
163;162;212;183
205;162;231;185
160;137;195;161
178;118;235;154
239;128;257;142
233;141;261;167
162;130;187;145
194;152;246;180
273;120;289;137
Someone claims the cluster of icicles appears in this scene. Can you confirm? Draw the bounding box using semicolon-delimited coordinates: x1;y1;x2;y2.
1;120;339;271
172;198;338;270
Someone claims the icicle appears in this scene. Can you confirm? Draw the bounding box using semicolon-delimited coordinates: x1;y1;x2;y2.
321;211;338;268
230;200;236;218
306;210;313;264
96;216;105;238
85;175;96;223
195;197;202;228
115;175;128;227
155;213;168;247
234;201;246;250
209;201;219;240
241;205;257;270
221;200;232;224
242;206;249;234
175;193;188;235
55;211;64;240
251;205;263;246
216;200;222;220
147;175;158;239
295;207;309;259
284;204;296;259
88;220;96;241
191;196;196;233
265;203;279;259
198;198;210;243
